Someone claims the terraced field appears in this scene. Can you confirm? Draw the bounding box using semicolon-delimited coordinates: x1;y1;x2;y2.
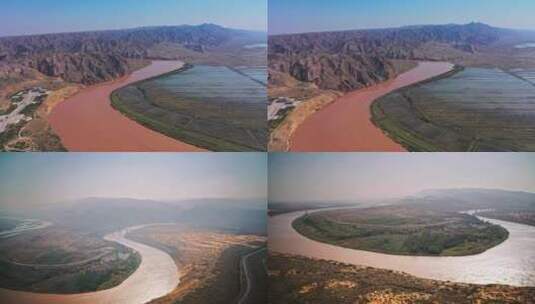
372;67;535;151
112;65;267;151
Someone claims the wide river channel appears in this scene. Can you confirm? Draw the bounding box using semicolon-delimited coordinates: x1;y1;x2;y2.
0;225;179;304
290;61;454;152
269;209;535;287
48;60;204;152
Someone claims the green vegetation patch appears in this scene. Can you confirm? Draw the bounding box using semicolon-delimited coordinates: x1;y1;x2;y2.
293;207;508;256
371;67;535;151
75;252;141;292
0;120;26;151
0;103;17;115
111;64;267;151
0;234;142;294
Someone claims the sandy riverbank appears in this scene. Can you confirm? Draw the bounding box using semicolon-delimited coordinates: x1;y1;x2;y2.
289;62;454;152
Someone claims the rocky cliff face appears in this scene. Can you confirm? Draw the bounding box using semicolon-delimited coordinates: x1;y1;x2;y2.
0;24;266;85
269;23;516;91
24;53;130;85
270;52;396;91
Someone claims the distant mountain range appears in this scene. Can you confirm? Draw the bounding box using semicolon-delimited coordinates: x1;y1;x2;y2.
12;197;267;236
269;23;535;91
410;188;535;212
0;24;266;84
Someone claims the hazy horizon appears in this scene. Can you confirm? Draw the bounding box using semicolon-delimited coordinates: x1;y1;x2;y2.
269;0;535;35
0;153;267;208
0;23;266;39
269;153;535;202
0;0;267;37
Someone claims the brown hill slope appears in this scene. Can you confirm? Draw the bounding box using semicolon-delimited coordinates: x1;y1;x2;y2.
0;24;266;85
268;23;535;91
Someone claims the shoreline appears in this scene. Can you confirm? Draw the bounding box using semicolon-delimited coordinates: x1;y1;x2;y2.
47;60;206;152
111;64;267;152
111;63;195;94
269;252;535;303
288;61;455;152
268;209;535;287
370;65;466;151
268;91;341;152
291;211;509;258
0;224;180;304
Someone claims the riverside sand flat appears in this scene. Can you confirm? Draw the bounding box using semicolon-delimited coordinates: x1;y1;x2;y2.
290;62;454;152
48;61;205;152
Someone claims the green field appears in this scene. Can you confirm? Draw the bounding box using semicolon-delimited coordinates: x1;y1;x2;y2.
112;64;267;151
293;207;508;256
0;228;141;294
371;67;535;151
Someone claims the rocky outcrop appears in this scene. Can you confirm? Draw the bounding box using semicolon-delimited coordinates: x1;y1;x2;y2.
271;52;396;91
25;53;130;85
0;24;266;85
269;23;514;91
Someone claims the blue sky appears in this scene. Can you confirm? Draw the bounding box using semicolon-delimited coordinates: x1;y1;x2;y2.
269;0;535;34
0;0;267;37
0;153;267;207
269;153;535;202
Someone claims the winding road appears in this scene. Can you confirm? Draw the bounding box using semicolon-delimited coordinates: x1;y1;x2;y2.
238;247;267;304
269;209;535;287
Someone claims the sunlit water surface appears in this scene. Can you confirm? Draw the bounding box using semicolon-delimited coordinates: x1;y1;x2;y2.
269;210;535;287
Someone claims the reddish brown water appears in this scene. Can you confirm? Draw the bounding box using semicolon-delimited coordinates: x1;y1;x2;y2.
290;62;454;152
48;61;205;152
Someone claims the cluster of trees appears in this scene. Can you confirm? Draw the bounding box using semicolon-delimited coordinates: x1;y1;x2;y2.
75;251;141;292
296;213;509;256
402;224;508;255
403;231;463;255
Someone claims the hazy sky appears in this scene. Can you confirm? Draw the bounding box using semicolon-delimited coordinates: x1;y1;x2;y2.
0;153;267;207
269;153;535;202
0;0;267;37
269;0;535;35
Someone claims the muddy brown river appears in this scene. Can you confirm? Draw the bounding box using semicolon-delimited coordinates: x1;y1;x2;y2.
290;61;454;152
0;225;180;304
268;210;535;287
48;60;205;152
